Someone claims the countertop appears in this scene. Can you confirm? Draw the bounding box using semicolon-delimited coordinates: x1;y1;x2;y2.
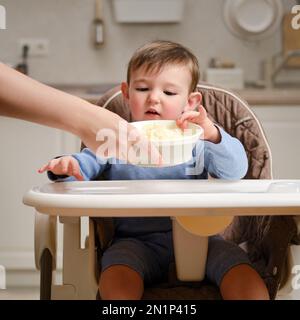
50;83;118;105
49;83;300;106
235;88;300;106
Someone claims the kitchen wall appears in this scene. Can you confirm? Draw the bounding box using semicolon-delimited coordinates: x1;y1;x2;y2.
0;0;299;85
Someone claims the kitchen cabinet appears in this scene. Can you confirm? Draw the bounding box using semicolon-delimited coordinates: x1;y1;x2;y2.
0;117;80;286
251;105;300;179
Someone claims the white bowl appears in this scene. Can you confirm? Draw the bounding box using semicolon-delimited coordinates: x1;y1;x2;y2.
130;120;203;167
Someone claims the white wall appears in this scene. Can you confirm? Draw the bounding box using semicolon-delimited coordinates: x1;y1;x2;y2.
0;0;299;85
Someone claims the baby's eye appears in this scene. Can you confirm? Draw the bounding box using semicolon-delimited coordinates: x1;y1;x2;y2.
164;91;177;96
136;87;148;92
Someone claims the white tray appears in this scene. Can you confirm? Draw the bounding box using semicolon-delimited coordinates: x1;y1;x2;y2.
23;180;300;216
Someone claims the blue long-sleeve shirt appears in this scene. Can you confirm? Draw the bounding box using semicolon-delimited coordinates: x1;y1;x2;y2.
48;126;248;236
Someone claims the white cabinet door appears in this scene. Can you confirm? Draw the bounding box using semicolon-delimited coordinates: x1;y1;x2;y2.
0;117;80;278
252;106;300;179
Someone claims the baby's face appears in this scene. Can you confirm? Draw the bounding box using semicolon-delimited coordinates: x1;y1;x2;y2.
122;64;194;121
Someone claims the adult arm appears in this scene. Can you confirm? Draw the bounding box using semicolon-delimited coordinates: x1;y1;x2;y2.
0;63;161;164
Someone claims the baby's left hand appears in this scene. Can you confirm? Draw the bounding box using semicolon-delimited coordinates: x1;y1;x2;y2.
176;105;208;130
176;105;221;143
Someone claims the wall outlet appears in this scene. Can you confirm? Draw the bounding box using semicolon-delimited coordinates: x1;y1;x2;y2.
18;38;49;57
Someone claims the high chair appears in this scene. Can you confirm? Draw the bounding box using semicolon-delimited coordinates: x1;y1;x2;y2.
31;83;300;300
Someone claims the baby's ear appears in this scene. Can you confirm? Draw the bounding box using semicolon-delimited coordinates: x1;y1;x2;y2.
121;82;129;100
186;92;202;111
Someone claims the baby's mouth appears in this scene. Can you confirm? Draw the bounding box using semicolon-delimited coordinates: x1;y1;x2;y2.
145;108;160;116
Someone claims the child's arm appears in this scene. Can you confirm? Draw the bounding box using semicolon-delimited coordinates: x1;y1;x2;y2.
202;127;248;180
38;148;108;181
38;156;84;181
177;106;248;179
176;105;221;143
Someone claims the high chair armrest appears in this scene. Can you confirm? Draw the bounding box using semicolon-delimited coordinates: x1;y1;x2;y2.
34;210;57;270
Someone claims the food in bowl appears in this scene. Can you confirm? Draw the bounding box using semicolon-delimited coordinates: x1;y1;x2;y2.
142;123;186;141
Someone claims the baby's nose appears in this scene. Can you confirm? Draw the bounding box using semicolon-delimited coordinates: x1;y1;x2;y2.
148;90;160;104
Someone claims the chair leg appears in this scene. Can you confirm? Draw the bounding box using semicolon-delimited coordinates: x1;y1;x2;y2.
40;248;53;300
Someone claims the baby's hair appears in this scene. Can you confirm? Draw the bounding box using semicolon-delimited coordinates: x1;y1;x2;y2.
127;40;200;92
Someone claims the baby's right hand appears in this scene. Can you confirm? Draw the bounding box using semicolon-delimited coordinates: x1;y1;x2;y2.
38;156;84;181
